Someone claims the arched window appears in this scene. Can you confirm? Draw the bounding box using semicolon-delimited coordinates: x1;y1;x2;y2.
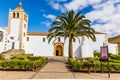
13;13;15;18
17;13;19;18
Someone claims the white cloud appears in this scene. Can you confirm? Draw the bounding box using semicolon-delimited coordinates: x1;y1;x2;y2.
85;0;120;37
42;14;56;28
0;27;7;32
88;0;101;5
52;3;60;10
85;4;116;23
64;0;102;11
48;0;67;10
41;21;51;27
49;0;67;2
64;0;88;11
46;0;120;37
43;14;56;21
40;9;45;12
47;0;67;12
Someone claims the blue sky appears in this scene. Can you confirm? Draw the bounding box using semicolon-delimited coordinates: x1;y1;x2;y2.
0;0;120;37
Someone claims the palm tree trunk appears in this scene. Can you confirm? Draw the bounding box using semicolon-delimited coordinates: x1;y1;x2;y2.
69;38;73;58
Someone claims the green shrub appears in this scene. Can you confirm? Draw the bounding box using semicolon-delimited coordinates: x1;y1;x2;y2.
0;54;5;60
72;62;81;71
110;54;120;60
0;56;47;71
10;54;29;60
68;58;81;71
93;62;100;72
0;61;9;69
68;58;74;65
112;63;120;70
109;59;120;63
68;57;120;72
93;50;100;57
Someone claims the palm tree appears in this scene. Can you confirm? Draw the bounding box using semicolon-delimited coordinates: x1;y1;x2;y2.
47;10;96;58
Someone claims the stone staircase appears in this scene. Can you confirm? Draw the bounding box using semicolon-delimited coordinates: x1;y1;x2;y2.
2;49;25;59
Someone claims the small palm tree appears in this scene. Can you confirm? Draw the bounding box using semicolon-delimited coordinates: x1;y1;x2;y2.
47;10;96;58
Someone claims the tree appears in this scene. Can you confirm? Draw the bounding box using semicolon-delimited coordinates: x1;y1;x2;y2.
47;10;96;58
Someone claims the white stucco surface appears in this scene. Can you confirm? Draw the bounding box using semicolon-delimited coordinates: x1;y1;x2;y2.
10;19;20;37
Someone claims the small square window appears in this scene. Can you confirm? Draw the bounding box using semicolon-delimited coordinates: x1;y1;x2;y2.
10;37;14;40
73;39;76;42
0;38;2;42
58;38;61;42
27;37;29;41
24;33;26;37
24;24;26;29
43;38;45;42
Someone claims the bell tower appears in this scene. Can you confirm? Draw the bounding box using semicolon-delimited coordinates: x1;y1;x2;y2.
7;2;28;49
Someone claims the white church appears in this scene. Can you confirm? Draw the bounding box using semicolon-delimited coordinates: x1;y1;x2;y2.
0;3;118;57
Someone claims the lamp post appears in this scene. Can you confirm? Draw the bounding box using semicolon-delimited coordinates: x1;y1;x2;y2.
101;42;110;78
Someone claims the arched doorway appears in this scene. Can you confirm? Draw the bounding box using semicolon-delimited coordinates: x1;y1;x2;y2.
54;42;64;56
56;45;62;56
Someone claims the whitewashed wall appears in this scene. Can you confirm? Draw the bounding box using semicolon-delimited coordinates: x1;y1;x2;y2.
25;36;82;57
10;19;20;38
25;36;54;56
25;34;108;57
0;42;4;52
0;29;7;52
108;43;118;54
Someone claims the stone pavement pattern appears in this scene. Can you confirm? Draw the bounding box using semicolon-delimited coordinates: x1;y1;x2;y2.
0;56;120;80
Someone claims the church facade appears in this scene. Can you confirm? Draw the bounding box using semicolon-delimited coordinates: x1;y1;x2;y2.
0;3;118;57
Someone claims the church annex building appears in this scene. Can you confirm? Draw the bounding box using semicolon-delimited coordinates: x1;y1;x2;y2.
0;3;118;57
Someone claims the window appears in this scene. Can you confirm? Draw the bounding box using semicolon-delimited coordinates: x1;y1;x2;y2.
4;47;6;50
24;33;25;37
10;37;14;40
13;13;15;18
0;38;2;41
73;39;76;42
0;31;3;42
12;42;15;49
27;37;29;41
58;37;61;42
17;13;19;18
43;37;45;42
24;24;26;29
24;15;27;21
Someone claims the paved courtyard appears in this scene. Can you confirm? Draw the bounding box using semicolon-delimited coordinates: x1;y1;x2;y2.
0;56;120;80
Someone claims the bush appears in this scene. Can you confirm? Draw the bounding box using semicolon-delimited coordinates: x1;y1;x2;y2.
110;54;120;60
0;56;47;71
93;50;100;57
68;57;120;72
0;54;5;60
68;58;81;71
10;54;30;60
